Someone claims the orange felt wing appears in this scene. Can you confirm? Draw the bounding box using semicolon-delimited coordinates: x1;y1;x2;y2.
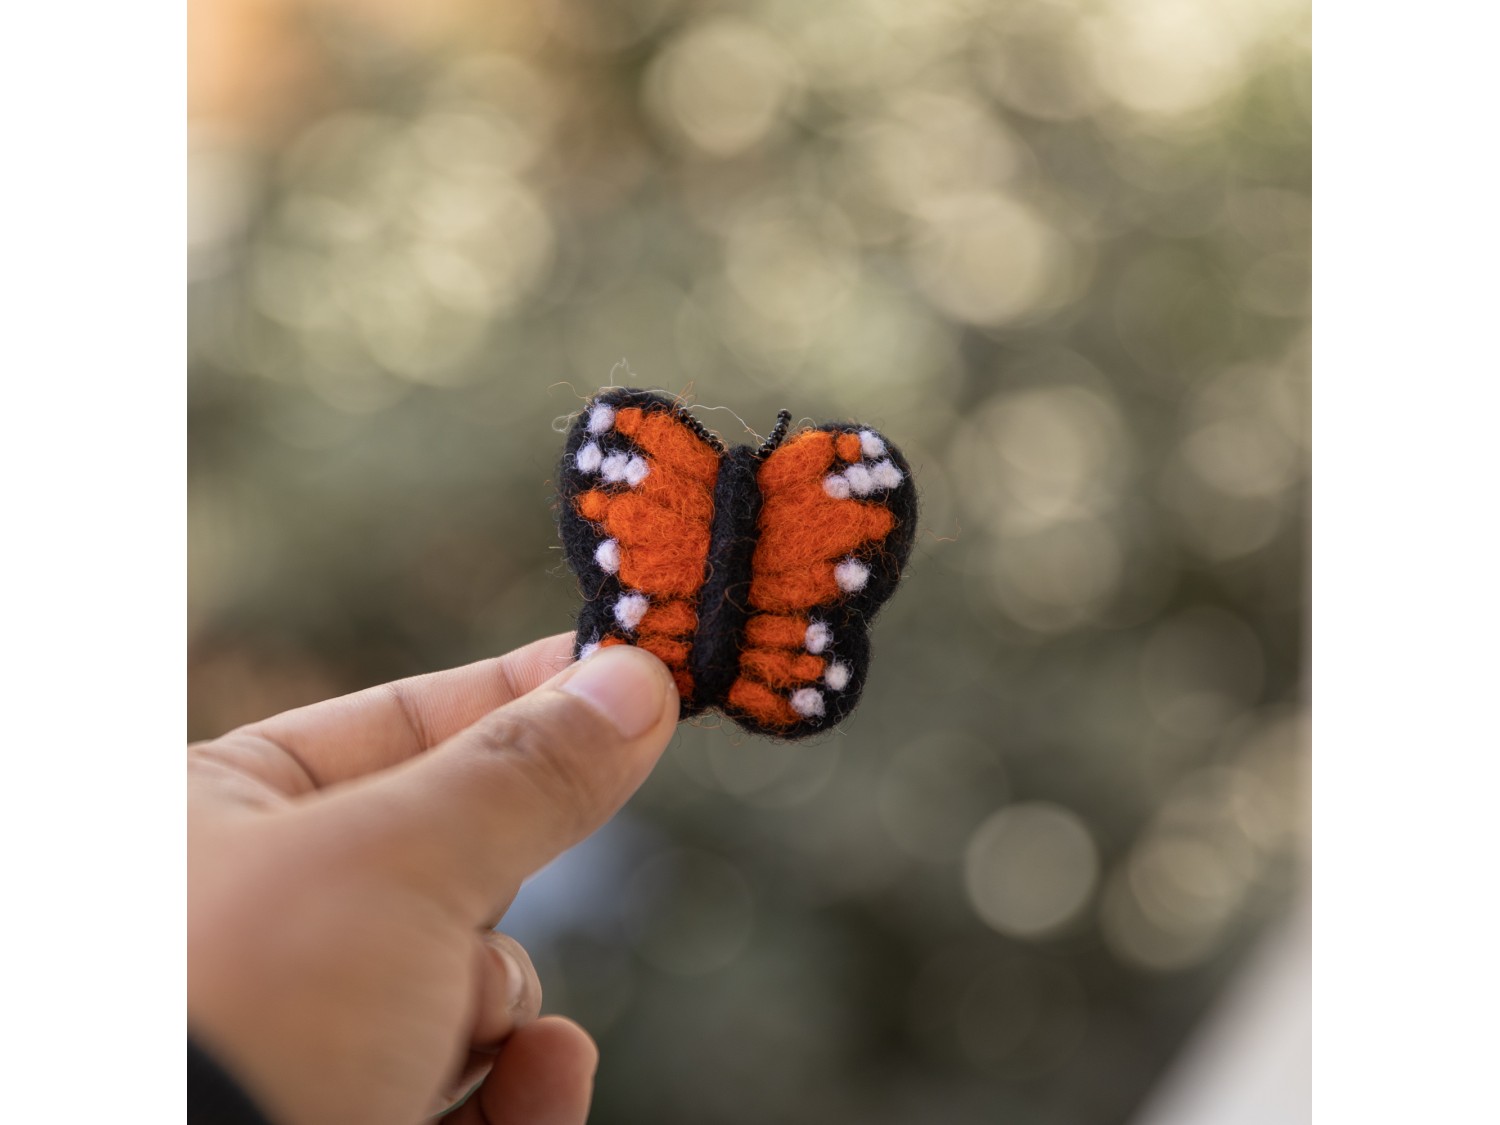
724;425;918;737
558;390;724;706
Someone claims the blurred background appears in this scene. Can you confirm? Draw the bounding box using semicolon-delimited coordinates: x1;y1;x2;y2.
188;0;1309;1121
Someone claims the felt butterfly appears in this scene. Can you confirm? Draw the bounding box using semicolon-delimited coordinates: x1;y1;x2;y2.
557;388;917;740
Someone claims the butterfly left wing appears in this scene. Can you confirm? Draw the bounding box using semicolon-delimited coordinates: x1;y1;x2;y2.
557;389;723;708
724;424;918;739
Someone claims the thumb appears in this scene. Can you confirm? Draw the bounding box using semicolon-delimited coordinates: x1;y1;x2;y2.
343;644;679;920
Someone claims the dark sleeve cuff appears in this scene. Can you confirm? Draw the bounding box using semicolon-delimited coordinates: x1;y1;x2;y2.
188;1036;275;1125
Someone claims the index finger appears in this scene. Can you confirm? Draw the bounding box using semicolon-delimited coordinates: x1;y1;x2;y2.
199;632;577;793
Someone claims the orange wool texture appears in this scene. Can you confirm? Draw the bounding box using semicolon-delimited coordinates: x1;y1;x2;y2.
747;431;895;612
604;632;691;694
722;430;899;724
614;408;721;482
640;599;697;636
573;407;721;700
561;389;916;739
727;678;798;728
740;649;825;687
744;613;808;649
638;636;691;665
576;408;719;601
577;491;609;522
636;597;697;695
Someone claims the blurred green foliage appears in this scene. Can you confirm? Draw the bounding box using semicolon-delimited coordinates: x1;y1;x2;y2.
189;0;1309;1120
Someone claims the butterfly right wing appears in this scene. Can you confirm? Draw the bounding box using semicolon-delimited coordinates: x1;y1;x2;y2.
724;424;918;738
557;389;723;708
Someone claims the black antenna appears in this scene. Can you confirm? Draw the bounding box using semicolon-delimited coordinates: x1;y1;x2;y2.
671;403;726;453
754;410;793;459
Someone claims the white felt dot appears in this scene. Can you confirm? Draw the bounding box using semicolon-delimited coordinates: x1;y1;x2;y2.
870;459;903;489
823;474;851;499
835;557;870;593
805;621;832;654
844;464;875;496
576;442;603;473
859;430;886;458
824;661;852;691
578;641;600;662
624;455;650;487
614;592;649;632
594;538;620;573
790;687;825;719
600;451;630;482
587;404;615;434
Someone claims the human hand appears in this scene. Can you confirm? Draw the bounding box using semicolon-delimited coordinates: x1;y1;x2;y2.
188;635;679;1125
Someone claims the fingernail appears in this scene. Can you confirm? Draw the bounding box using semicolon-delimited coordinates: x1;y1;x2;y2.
560;645;671;739
491;945;528;1013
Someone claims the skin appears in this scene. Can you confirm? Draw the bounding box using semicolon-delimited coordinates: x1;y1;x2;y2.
188;635;679;1125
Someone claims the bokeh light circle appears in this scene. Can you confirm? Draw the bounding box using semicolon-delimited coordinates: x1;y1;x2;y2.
644;18;801;157
964;803;1100;939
